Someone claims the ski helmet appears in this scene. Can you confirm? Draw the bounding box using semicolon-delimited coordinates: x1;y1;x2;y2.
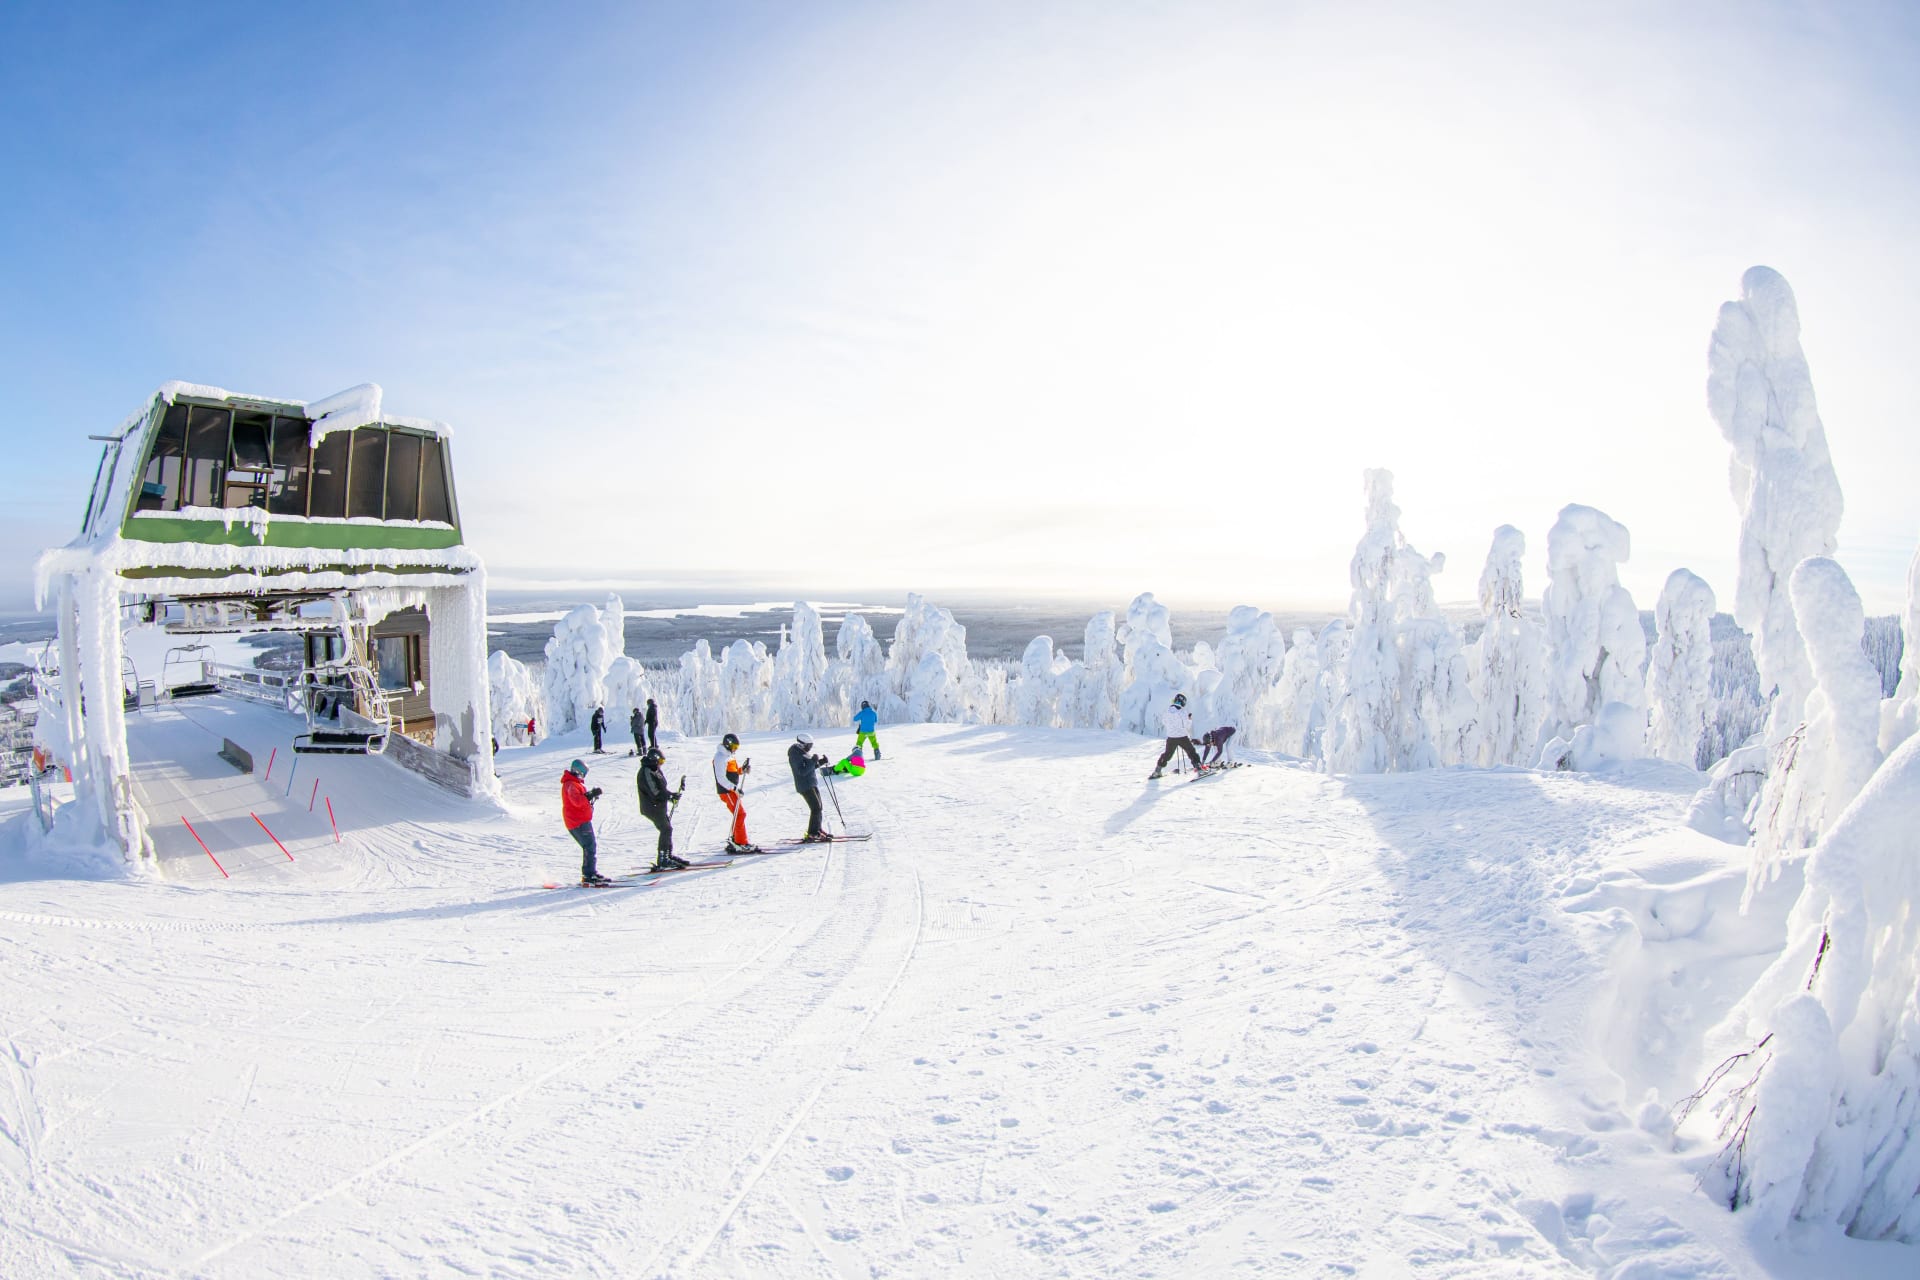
861;700;871;710
722;732;740;751
796;732;814;747
643;747;663;766
568;759;588;777
1172;693;1187;708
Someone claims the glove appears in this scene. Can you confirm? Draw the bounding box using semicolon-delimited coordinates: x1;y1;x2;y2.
813;754;828;766
741;760;752;774
672;789;683;801
587;787;603;801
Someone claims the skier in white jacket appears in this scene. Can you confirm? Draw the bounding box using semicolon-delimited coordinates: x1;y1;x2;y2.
1149;693;1204;779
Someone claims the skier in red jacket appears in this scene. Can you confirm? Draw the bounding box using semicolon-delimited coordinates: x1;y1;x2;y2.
561;759;608;885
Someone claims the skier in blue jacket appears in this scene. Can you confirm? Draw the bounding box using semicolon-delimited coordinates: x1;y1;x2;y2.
852;700;881;760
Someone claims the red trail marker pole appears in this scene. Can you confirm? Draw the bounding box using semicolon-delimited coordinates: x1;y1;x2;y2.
309;779;319;812
325;796;339;843
264;747;277;782
181;817;227;878
251;812;294;862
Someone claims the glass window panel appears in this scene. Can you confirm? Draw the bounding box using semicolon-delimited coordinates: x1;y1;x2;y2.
224;410;273;507
308;432;349;518
347;428;387;519
137;403;189;511
384;432;422;522
375;635;415;691
181;406;231;509
268;417;310;516
419;438;451;524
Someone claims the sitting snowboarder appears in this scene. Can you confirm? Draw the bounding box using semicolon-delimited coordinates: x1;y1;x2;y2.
825;751;867;777
1148;693;1203;780
1199;724;1237;767
636;748;689;870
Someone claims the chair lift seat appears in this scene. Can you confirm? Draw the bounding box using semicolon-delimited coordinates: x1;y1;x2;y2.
294;729;387;755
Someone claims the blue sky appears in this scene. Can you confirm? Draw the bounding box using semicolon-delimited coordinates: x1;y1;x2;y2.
3;1;1917;614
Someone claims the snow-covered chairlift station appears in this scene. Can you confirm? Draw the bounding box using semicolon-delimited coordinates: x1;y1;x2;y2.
34;382;495;862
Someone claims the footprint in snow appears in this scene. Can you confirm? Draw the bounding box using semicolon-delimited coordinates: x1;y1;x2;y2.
826;1166;855;1182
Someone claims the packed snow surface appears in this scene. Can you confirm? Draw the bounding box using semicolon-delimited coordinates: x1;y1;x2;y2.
4;705;1917;1278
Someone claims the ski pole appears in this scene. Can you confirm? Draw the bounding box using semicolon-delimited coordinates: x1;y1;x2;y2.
823;768;847;831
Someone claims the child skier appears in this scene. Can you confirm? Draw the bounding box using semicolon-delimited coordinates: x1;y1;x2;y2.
712;732;760;853
636;748;689;870
788;732;833;842
1199;724;1237;767
852;700;881;760
561;759;608;885
1149;693;1204;780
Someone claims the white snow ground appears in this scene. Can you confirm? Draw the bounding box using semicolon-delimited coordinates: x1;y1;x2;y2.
3;708;1917;1278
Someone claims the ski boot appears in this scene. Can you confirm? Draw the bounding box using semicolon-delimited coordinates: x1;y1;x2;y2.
1148;769;1164;780
581;873;613;887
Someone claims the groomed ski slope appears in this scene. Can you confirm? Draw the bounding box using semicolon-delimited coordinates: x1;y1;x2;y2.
3;718;1917;1278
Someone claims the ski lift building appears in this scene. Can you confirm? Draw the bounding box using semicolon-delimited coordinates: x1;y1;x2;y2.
36;382;497;855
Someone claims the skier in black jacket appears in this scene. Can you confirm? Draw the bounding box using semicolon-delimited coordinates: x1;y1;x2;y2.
636;748;689;870
590;706;606;754
644;697;659;751
629;706;645;756
788;733;833;842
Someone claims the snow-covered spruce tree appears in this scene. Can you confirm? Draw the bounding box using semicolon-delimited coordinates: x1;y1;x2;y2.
1647;569;1717;767
719;638;773;732
1254;627;1318;756
1536;504;1646;769
771;602;829;729
1070;610;1124;730
540;601;620;734
1205;606;1287;747
1880;542;1920;755
487;649;541;746
1015;635;1067;727
676;639;726;738
1326;471;1471;772
1116;592;1191;735
600;656;653;740
1691;733;1920;1242
1748;558;1885;900
832;612;895;723
1465;526;1549;767
1326;472;1401;773
888;594;971;723
1708;266;1843;743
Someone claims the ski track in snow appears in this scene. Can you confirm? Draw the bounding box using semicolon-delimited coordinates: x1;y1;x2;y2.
2;714;1911;1276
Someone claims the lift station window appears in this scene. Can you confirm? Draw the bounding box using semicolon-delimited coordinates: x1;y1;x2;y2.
347;428;387;519
137;403;189;511
225;410;273;507
268;416;310;515
419;438;452;524
308;432;349;518
384;431;423;522
181;406;231;509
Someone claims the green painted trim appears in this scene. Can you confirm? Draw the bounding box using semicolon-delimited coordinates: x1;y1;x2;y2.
119;515;464;552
